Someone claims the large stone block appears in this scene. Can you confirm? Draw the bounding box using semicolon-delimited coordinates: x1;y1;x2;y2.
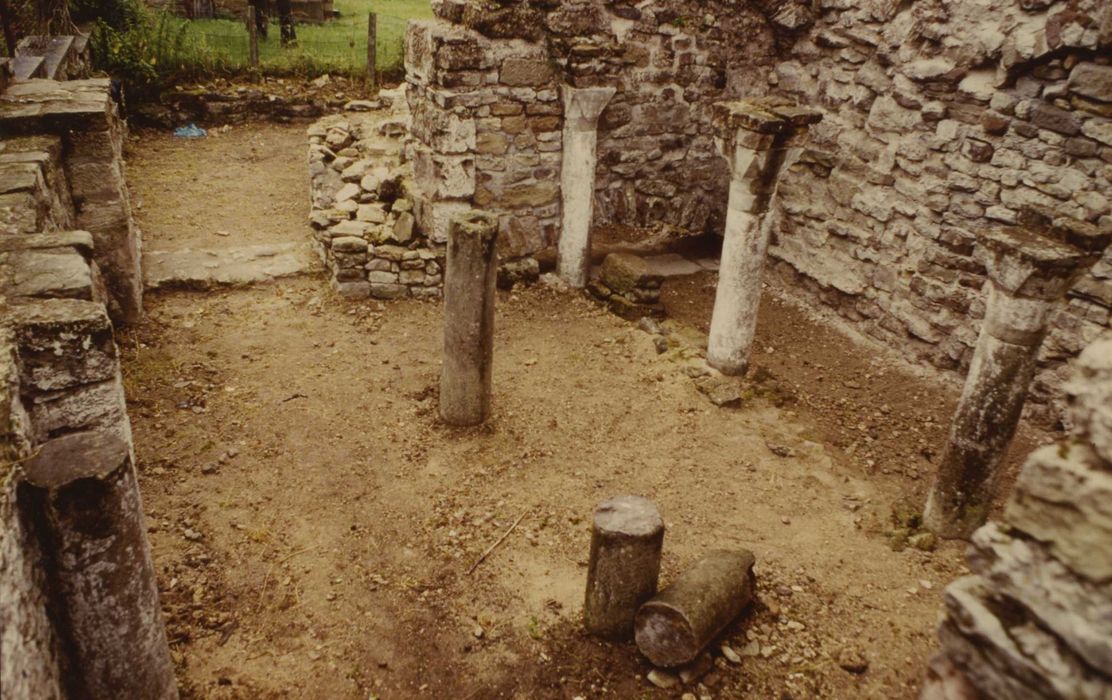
412;146;475;200
968;523;1112;671
9;298;117;394
1005;442;1112;582
940;576;1109;700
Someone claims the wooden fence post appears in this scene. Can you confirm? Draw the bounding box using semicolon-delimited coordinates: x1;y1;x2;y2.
247;5;259;79
367;11;378;93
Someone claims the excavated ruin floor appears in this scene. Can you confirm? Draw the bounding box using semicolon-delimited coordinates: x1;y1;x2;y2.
121;122;1053;699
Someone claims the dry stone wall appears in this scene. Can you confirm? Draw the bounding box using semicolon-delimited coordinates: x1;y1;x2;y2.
765;0;1112;421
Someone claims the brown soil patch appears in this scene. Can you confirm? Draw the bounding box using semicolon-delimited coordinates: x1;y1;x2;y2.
119;121;1056;700
126;123;308;252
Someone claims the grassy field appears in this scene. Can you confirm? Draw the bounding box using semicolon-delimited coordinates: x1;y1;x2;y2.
183;0;432;77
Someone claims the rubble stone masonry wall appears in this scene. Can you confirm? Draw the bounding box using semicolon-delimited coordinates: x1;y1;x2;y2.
406;0;1111;419
768;0;1112;422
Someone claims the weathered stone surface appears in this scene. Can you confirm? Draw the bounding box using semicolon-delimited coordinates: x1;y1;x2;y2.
143;243;314;291
1068;63;1112;104
940;577;1110;700
1065;336;1112;462
1005;441;1112;583
968;523;1112;671
600;253;661;295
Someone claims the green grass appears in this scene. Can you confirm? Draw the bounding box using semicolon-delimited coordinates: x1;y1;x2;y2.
183;0;432;78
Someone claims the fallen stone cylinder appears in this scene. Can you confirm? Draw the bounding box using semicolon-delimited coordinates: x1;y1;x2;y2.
440;210;499;426
584;495;664;639
634;549;756;667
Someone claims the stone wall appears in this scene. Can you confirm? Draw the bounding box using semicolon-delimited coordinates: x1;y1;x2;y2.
404;0;1110;418
1;77;176;699
0;79;144;325
405;17;565;258
767;0;1112;422
925;332;1112;698
0;330;66;700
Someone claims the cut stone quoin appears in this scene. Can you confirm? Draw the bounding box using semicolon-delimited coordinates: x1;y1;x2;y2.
439;210;500;426
583;495;665;639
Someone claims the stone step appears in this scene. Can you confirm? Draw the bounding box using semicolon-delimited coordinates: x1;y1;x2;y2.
143;243;317;290
12;55;45;81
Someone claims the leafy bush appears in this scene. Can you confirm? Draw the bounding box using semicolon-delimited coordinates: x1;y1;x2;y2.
88;2;230;102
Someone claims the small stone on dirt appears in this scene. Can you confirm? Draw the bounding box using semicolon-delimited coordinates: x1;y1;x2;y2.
766;442;795;458
647;669;679;689
694;376;743;407
837;648;869;674
720;644;742;664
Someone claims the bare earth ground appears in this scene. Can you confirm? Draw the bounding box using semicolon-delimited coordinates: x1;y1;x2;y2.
127;123;309;252
121;123;1053;699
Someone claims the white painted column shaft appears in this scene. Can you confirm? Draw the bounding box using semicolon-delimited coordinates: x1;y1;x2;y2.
558;85;616;288
707;139;801;375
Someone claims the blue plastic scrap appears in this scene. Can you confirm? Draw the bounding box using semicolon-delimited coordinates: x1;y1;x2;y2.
173;123;207;138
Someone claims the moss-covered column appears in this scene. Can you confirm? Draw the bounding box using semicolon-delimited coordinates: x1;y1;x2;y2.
924;214;1111;539
557;85;616;288
440;210;500;426
706;100;820;375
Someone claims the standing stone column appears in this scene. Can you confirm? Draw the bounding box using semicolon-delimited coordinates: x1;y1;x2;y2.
440;210;500;426
557;85;617;288
706;100;821;375
924;213;1111;539
584;495;664;639
23;429;178;699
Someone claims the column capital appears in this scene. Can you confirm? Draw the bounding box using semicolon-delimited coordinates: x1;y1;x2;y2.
561;84;617;131
711;98;821;154
981;213;1110;301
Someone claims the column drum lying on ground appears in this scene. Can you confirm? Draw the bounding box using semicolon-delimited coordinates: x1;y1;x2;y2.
584;495;664;639
557;85;616;288
923;211;1112;539
706;99;821;376
634;548;756;668
440;210;500;426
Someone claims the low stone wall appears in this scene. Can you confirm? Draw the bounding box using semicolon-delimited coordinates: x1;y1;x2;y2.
0;79;144;325
308;96;446;300
1;77;176;699
926;332;1112;698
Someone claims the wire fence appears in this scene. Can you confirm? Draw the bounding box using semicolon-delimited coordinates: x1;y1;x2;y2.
182;10;407;78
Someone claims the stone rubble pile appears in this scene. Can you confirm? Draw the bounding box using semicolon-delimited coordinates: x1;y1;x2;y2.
307;92;447;300
928;332;1112;699
589;252;664;319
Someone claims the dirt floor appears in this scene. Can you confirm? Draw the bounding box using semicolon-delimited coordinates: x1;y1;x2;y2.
120;121;1054;699
127;123;309;252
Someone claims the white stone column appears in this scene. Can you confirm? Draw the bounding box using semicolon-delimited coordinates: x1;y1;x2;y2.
706;101;819;375
557;85;616;288
924;215;1110;539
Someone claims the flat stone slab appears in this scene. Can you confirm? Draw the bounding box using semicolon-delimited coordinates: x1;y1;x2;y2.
143;243;316;290
642;254;703;278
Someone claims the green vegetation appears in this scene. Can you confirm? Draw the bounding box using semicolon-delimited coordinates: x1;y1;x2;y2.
85;0;431;103
184;0;432;78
